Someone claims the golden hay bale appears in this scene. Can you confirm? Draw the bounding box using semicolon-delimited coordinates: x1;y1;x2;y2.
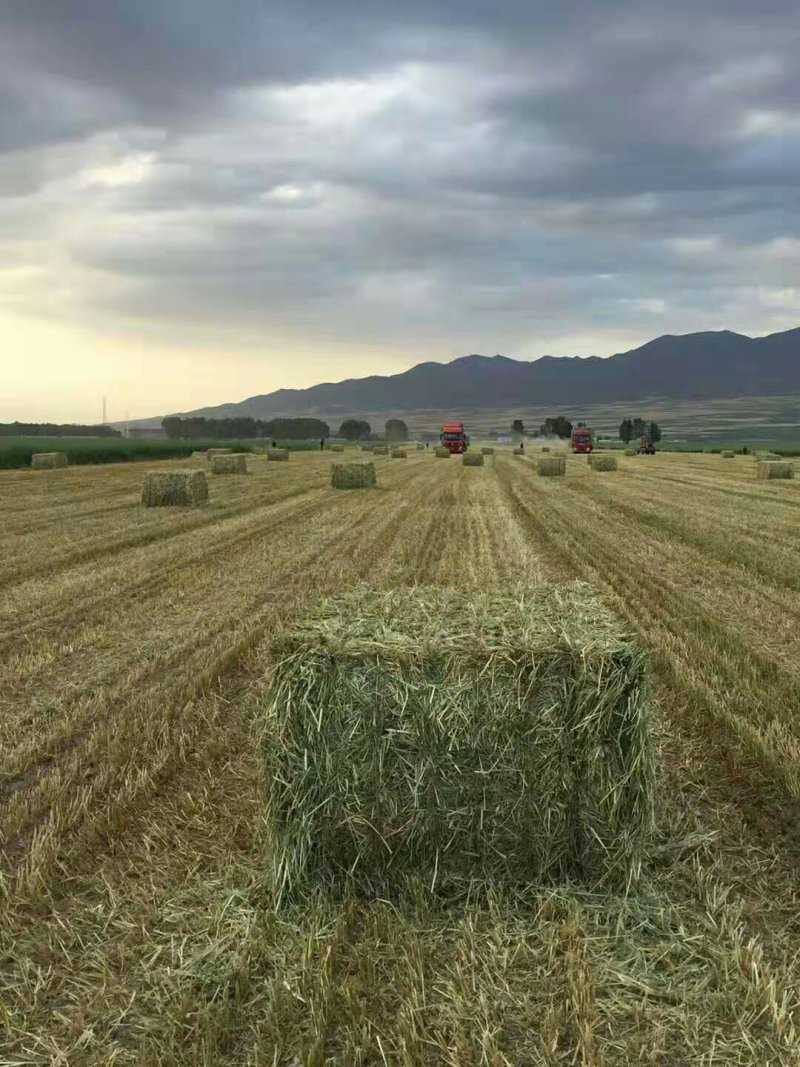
541;446;551;453
538;456;566;477
331;462;376;489
268;448;289;462
31;452;69;470
589;454;618;472
416;443;425;450
391;448;408;458
329;444;345;452
265;584;654;899
463;452;484;467
720;451;735;459
190;450;207;460
513;446;525;456
434;447;451;458
624;449;637;456
207;447;233;461
372;445;389;455
757;461;794;480
142;470;208;507
481;447;495;455
210;453;248;475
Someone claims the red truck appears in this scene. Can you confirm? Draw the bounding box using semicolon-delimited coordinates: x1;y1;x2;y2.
571;425;594;454
440;421;470;453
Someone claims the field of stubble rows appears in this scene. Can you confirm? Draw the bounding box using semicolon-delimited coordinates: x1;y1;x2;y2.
2;447;800;1065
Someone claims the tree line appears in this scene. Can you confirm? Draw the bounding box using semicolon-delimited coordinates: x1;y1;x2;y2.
0;422;122;438
619;418;661;443
162;415;410;441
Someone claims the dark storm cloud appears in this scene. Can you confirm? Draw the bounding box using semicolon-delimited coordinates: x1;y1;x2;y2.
2;0;800;352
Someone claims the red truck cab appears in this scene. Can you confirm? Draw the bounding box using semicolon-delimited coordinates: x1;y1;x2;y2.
440;421;470;453
571;427;593;453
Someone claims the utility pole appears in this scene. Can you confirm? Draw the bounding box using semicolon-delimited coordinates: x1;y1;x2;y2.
102;396;107;425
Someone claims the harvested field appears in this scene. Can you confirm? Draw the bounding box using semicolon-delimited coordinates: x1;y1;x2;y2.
2;448;800;1064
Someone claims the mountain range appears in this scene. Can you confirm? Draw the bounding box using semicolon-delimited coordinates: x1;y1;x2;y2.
132;327;800;425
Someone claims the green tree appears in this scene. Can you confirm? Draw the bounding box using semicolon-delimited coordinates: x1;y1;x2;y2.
385;418;409;442
619;419;634;443
511;419;525;439
632;417;646;439
539;416;573;439
338;418;371;440
649;421;662;443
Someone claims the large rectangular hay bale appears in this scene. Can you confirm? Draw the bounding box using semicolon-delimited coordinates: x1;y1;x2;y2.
589;454;618;471
142;470;208;507
268;448;289;462
481;447;495;455
541;446;551;453
391;448;408;458
624;449;637;456
372;444;389;455
757;461;794;480
434;446;451;458
207;448;233;461
210;453;248;474
264;584;654;900
31;452;68;470
513;446;525;456
720;450;735;459
329;444;345;452
463;451;484;466
331;462;376;489
538;456;566;477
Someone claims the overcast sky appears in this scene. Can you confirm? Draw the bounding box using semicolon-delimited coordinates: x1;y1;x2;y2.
2;0;799;421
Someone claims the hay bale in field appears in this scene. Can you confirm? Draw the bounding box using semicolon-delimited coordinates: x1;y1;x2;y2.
142;470;208;507
624;449;637;456
268;448;289;462
481;446;495;455
416;443;425;450
391;448;408;458
190;450;207;460
210;453;248;475
541;446;551;453
463;452;484;467
372;445;389;455
513;446;525;456
434;446;451;458
757;451;781;460
207;447;233;461
31;452;68;470
329;444;345;452
589;454;618;472
331;462;376;489
720;450;735;459
538;456;566;477
757;461;794;480
264;584;654;901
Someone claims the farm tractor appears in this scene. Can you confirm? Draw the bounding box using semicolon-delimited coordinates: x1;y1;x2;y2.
637;432;657;455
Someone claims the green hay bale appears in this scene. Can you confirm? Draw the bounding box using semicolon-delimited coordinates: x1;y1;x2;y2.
331;462;376;489
31;452;68;470
207;447;233;461
264;584;654;901
268;448;289;462
391;448;408;459
589;455;618;472
720;451;735;459
481;447;495;455
142;470;208;507
624;449;637;456
329;444;345;453
210;453;248;475
463;452;484;467
538;456;566;477
434;447;451;458
757;461;794;480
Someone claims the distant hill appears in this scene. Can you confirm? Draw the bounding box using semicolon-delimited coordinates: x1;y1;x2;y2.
129;327;800;426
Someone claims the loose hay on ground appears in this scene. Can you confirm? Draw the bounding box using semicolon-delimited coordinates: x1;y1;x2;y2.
330;462;376;489
267;448;289;462
757;461;794;480
538;456;566;477
141;470;208;507
210;453;248;475
463;452;484;466
31;452;68;470
264;584;654;902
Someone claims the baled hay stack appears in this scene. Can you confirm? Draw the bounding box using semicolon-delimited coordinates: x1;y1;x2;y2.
721;450;735;459
361;444;374;452
757;461;794;480
264;584;654;901
463;451;484;467
210;453;248;475
207;447;233;461
142;470;208;507
538;456;566;477
416;443;425;450
268;448;289;462
541;446;551;453
31;452;68;470
331;461;376;489
624;449;637;456
391;448;408;458
757;451;781;460
434;446;451;458
190;450;207;460
481;446;495;455
329;444;345;452
372;444;389;455
589;454;618;472
513;446;525;456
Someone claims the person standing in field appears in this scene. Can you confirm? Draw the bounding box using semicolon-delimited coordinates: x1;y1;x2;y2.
320;438;324;450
